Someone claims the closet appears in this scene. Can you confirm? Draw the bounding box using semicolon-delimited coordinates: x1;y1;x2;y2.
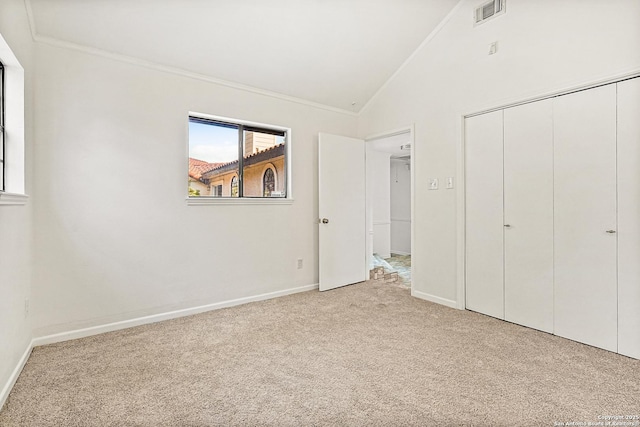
465;77;640;359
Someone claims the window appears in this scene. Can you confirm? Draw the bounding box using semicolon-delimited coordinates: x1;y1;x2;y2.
263;167;275;197
0;33;27;204
230;175;238;197
187;115;288;200
0;60;4;192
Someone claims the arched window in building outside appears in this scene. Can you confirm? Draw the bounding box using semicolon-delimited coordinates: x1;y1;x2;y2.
263;168;275;197
231;175;239;197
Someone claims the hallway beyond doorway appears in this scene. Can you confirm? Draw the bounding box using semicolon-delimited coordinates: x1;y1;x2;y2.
372;253;411;288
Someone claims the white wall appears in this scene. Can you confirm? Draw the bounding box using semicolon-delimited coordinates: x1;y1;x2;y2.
0;0;34;407
369;150;391;259
390;159;410;255
358;0;640;305
31;43;357;336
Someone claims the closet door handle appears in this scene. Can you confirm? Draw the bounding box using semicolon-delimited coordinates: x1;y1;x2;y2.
504;224;511;228
606;230;616;234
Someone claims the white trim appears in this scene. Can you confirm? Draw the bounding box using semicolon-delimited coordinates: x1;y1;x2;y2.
28;33;357;117
365;126;413;142
32;283;318;347
0;192;29;205
456;114;467;310
411;289;458;310
23;0;37;41
187;197;293;206
0;341;32;410
359;0;466;115
391;218;411;223
0;33;26;196
190;111;291;133
464;69;640;119
23;0;465;117
390;250;411;256
409;124;415;295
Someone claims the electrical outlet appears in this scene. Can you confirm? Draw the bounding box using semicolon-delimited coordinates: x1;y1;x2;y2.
24;298;29;317
297;258;303;269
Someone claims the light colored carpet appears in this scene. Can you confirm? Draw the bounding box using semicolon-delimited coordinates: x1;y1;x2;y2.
1;280;639;426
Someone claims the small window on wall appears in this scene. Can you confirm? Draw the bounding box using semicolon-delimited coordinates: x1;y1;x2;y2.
187;115;289;200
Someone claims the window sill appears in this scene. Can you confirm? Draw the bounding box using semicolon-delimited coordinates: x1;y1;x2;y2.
0;192;29;206
186;197;293;206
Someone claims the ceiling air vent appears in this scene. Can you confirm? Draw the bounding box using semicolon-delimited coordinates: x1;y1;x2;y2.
475;0;505;25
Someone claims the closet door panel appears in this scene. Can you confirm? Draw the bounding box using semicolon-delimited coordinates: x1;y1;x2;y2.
503;99;554;333
465;110;504;319
617;77;640;359
553;84;617;352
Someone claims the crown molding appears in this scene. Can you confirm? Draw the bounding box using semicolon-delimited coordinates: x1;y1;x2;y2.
23;0;37;42
23;0;461;118
359;0;465;115
23;1;357;117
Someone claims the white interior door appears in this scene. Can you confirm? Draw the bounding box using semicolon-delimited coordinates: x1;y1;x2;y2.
465;110;504;319
319;133;366;291
503;99;554;333
617;77;640;359
553;84;617;352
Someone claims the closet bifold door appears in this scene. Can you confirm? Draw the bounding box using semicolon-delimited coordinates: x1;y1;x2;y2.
553;84;617;352
617;77;640;359
465;110;504;319
503;99;554;333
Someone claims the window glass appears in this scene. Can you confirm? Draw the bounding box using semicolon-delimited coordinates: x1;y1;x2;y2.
188;116;287;199
263;168;275;197
242;130;285;197
230;176;238;197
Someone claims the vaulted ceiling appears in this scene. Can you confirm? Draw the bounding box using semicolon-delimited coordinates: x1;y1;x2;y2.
28;0;459;113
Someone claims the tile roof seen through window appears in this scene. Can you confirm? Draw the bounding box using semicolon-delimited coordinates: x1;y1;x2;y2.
189;158;222;181
201;143;285;179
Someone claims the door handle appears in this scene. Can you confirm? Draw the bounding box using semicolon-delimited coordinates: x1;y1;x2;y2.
606;230;616;234
504;224;511;228
321;218;329;224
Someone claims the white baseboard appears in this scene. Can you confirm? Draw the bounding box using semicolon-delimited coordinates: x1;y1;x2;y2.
1;283;318;412
411;289;458;309
0;341;33;411
33;283;319;347
390;250;411;256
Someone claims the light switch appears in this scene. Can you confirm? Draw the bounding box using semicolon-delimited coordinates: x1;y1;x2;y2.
429;178;439;190
446;177;454;189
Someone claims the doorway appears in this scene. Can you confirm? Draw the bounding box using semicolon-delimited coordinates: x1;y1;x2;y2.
366;127;414;288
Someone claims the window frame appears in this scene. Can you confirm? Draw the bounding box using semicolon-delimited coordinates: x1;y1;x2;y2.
187;112;293;205
0;60;5;192
0;33;28;205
